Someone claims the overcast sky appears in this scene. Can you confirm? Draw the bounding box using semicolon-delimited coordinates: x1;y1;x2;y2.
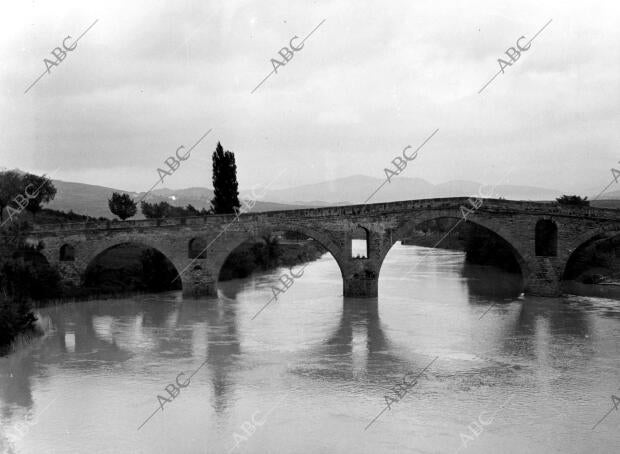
1;0;618;196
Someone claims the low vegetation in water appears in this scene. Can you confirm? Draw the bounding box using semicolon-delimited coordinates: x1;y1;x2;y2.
0;225;54;353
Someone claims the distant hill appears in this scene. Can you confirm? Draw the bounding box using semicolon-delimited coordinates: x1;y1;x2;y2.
600;188;620;200
45;180;314;219
591;200;620;210
263;175;565;205
46;181;123;218
41;175;617;219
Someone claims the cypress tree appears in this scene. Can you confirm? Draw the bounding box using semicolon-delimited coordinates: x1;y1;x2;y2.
211;142;240;214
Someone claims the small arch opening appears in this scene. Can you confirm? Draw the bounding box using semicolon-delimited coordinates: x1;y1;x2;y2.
60;244;75;262
535;220;558;256
351;226;369;259
188;238;207;259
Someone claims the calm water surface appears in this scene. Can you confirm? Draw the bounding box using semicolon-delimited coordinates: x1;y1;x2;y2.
1;244;620;453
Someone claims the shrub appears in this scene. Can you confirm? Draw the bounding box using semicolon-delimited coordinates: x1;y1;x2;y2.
556;195;590;207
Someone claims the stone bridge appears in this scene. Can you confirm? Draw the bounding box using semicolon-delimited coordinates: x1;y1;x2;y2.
23;198;620;297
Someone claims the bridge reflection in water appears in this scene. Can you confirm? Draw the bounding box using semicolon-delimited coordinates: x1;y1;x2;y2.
0;245;617;453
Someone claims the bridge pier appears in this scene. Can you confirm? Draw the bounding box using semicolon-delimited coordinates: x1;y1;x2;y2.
179;263;218;297
57;261;83;288
524;256;562;297
343;272;378;297
342;259;379;298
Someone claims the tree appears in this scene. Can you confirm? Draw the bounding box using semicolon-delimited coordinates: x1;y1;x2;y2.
140;201;212;218
21;173;57;218
141;200;171;219
108;192;137;220
211;142;240;214
185;204;211;216
0;170;23;222
186;204;199;216
0;222;54;350
556;195;590;207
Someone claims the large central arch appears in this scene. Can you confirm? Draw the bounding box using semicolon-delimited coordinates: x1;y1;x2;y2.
381;213;529;285
211;222;347;289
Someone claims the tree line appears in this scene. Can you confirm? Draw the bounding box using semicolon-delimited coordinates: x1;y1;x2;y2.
0;140;242;350
0;170;56;222
0;170;58;351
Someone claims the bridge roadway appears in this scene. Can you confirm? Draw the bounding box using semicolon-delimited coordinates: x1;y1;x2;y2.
23;197;620;297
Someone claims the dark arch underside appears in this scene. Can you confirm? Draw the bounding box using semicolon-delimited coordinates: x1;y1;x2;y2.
388;216;526;280
84;242;181;293
217;230;331;282
563;232;620;281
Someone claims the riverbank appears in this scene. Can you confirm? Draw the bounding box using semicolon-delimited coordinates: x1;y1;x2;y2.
563;280;620;299
0;307;49;356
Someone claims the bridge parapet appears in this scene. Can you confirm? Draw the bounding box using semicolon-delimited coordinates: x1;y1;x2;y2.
25;198;620;236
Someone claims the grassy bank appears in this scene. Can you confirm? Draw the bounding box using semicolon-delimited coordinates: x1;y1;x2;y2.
0;299;43;355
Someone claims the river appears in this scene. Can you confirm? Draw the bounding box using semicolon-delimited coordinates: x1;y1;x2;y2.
1;243;619;453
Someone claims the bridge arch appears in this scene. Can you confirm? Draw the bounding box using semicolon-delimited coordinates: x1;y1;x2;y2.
381;212;530;283
562;228;620;280
211;222;346;287
60;244;75;261
84;239;182;290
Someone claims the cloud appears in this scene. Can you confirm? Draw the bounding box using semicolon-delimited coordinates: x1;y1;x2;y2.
0;0;618;196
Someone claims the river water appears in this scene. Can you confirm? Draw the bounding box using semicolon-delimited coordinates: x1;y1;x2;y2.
1;243;620;453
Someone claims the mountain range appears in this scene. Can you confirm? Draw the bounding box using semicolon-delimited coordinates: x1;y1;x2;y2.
44;175;620;219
